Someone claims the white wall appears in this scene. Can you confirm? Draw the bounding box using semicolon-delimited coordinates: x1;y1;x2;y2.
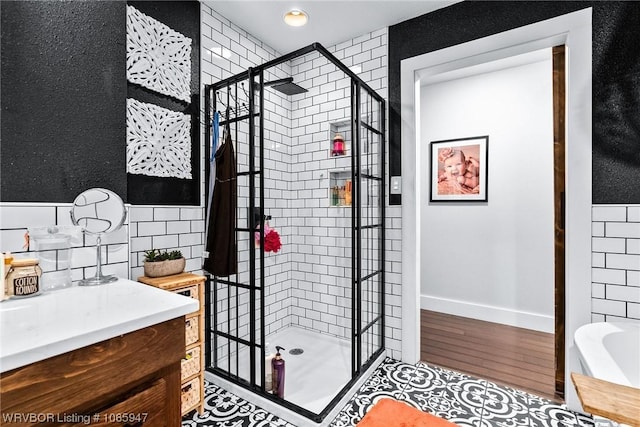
419;54;555;332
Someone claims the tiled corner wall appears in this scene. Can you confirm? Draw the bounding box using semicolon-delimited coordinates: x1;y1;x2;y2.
201;2;403;359
328;30;404;360
591;205;640;321
286;36;388;345
259;75;298;337
288;51;355;341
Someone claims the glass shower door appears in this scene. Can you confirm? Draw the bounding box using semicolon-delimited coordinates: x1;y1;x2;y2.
352;82;385;374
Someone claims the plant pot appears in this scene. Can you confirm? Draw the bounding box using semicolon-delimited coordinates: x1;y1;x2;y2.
143;258;186;278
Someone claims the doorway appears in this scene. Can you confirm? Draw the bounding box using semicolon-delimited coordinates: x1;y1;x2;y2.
416;46;564;399
399;8;592;411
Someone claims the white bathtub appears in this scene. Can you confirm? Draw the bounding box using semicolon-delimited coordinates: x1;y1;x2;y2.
574;322;640;388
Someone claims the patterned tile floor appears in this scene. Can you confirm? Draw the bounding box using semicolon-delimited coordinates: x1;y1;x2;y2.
182;358;595;427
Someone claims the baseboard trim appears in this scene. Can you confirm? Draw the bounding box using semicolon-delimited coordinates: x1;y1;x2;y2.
421;295;554;333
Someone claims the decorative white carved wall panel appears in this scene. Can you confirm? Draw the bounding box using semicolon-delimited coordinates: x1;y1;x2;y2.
126;5;192;103
126;98;192;179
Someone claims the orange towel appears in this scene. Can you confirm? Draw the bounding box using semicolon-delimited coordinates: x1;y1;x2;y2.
356;398;457;427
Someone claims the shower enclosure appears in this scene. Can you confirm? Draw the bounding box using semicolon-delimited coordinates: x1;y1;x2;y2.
203;43;385;422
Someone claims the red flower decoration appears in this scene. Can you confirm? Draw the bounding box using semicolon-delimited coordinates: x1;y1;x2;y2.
254;224;282;253
263;229;282;253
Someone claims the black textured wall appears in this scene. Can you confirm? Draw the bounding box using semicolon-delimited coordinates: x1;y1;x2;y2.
592;4;640;204
0;1;200;205
1;1;127;202
126;1;200;206
389;1;640;205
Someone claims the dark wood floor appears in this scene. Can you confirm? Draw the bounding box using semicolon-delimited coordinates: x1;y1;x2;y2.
420;310;558;400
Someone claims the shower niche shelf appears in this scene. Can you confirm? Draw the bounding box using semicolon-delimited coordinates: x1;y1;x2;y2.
328;120;351;158
329;170;352;207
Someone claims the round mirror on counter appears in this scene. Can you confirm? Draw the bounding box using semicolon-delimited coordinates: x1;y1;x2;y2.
70;188;127;286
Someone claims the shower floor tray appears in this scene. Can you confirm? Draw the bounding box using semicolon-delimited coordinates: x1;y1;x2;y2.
214;326;351;415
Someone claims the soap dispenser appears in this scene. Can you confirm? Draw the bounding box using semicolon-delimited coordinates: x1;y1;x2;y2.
271;346;285;398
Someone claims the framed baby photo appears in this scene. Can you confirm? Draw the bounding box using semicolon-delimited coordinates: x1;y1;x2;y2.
429;135;488;202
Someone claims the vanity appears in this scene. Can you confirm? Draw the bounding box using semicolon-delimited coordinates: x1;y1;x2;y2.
0;278;198;426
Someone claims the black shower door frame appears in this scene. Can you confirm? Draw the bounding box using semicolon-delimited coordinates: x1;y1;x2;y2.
203;43;385;423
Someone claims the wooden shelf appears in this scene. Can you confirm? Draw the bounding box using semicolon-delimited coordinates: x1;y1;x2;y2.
571;372;640;427
138;272;206;290
139;272;206;416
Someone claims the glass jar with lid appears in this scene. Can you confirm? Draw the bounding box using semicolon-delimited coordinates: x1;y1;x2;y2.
29;226;75;291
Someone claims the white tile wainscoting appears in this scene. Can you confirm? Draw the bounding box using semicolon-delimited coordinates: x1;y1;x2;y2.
591;205;640;321
0;204;206;283
128;205;205;279
1;203;637;325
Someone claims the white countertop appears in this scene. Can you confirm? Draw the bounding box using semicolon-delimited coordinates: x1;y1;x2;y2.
0;278;199;373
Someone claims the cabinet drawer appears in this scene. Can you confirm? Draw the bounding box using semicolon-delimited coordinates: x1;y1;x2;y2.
181;376;201;415
0;318;183;421
173;285;198;300
70;379;168;426
181;346;201;382
185;315;199;347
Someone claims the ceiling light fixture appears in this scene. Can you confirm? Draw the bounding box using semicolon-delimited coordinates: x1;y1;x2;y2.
284;9;308;27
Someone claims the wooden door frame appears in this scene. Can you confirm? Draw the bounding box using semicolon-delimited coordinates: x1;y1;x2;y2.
552;45;566;399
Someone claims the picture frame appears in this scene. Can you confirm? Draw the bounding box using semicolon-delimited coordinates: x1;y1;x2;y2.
430;136;488;202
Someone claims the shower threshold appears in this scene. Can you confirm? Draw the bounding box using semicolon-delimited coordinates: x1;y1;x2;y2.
207;326;386;426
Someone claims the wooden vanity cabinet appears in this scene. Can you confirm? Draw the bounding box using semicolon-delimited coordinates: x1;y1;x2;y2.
0;318;184;427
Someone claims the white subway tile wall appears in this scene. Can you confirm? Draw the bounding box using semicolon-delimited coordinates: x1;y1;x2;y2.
0;204;129;284
385;206;402;359
201;3;402;360
128;206;204;280
286;49;385;345
591;205;640;321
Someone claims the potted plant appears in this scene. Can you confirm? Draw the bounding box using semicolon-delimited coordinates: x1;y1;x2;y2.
143;249;185;278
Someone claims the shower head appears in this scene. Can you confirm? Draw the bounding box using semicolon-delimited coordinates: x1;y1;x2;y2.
263;77;308;96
